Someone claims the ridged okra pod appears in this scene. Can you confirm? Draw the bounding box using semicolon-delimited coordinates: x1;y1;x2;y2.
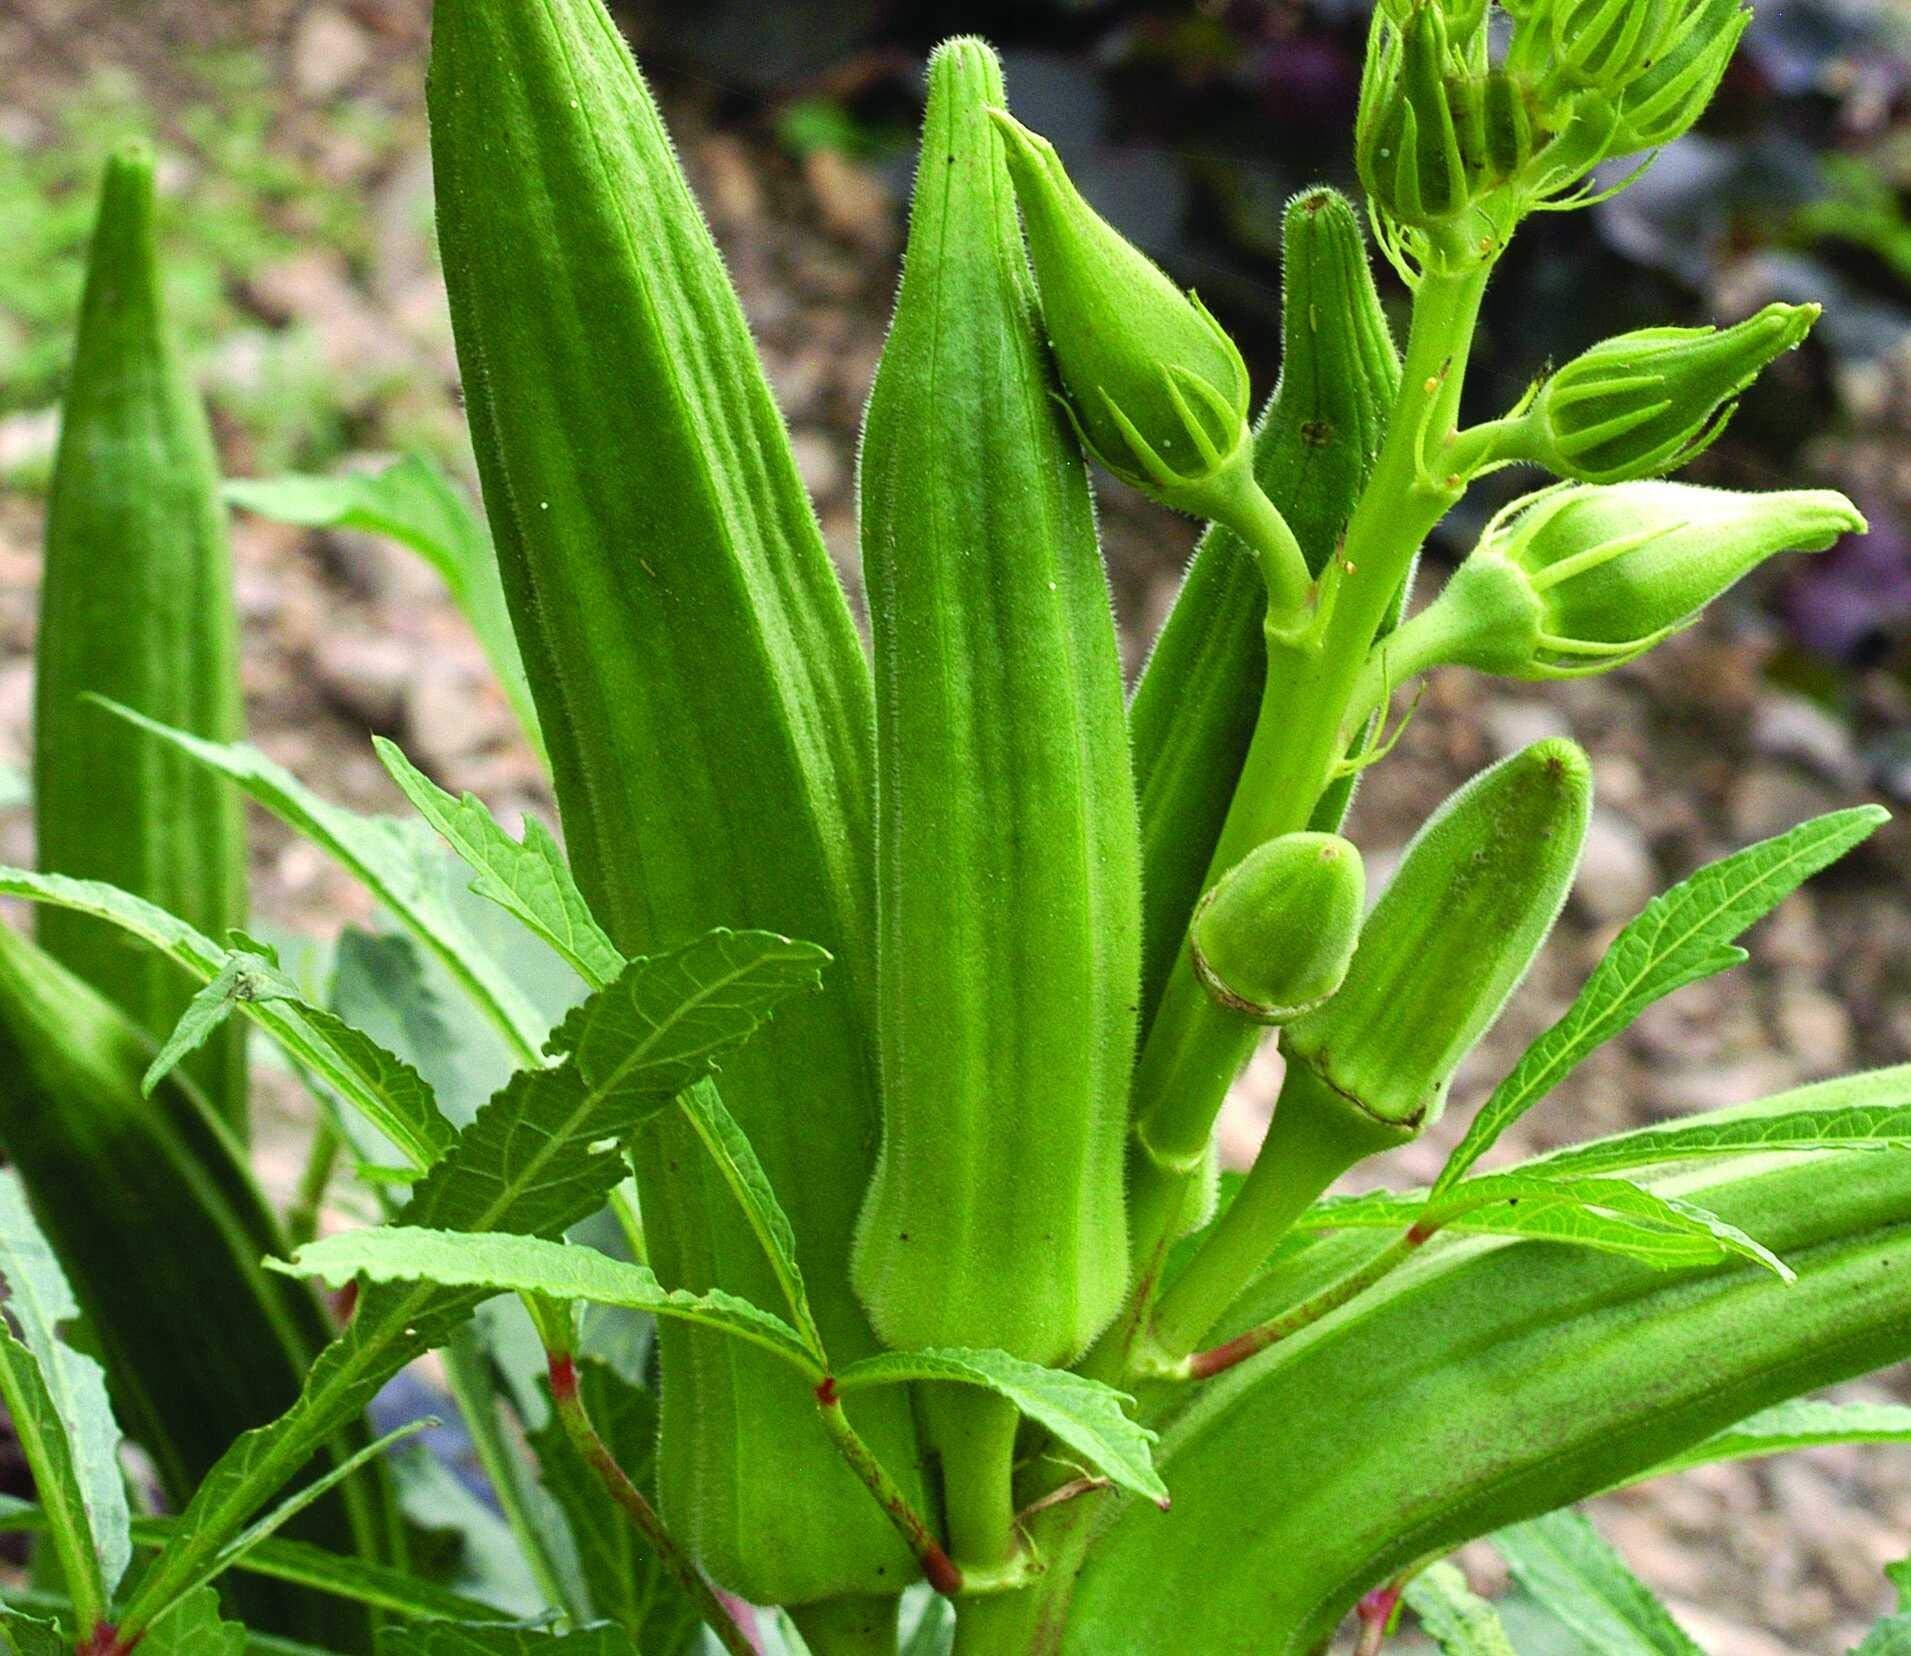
430;0;919;1605
0;924;387;1646
853;42;1141;1371
1129;189;1399;1026
35;143;247;1129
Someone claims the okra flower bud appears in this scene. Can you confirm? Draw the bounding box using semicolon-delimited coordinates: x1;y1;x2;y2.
1283;740;1592;1128
1508;303;1818;484
1608;0;1749;153
1190;833;1365;1025
1410;481;1865;680
989;108;1312;612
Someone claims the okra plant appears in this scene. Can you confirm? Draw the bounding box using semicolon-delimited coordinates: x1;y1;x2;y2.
2;1;1907;1653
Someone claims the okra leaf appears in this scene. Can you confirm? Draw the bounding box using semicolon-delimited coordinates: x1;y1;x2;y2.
1633;1397;1911;1481
1304;1173;1794;1278
142;949;291;1096
0;1173;129;1595
117;930;823;1633
137;1585;248;1655
1852;1616;1911;1656
224;457;544;765
0;864;457;1168
374;739;621;991
0;1333;107;1630
97;701;551;1066
835;1349;1166;1507
377;1623;637;1653
675;1079;820;1356
1403;1562;1517;1655
0;1608;64;1655
899;1590;955;1655
1437;805;1888;1195
1490;1508;1703;1655
274;1227;818;1377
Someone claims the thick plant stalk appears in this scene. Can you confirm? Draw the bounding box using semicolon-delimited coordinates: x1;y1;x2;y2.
1066;1147;1911;1653
429;0;920;1607
852;40;1141;1372
0;924;389;1648
34;141;247;1130
1128;189;1399;1027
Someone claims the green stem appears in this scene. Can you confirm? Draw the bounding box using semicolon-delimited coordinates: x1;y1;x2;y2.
1181;1227;1426;1381
284;1116;340;1249
921;1383;1021;1574
1118;259;1493;1355
787;1594;902;1655
442;1327;582;1623
546;1350;754;1656
815;1379;962;1597
1147;1062;1410;1363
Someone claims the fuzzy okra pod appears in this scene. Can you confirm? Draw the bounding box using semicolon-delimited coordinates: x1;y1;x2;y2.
851;40;1141;1571
1128;190;1400;1026
35;143;247;1130
854;38;1139;1370
429;0;920;1607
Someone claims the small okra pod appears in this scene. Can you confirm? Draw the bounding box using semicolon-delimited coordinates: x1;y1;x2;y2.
1283;739;1593;1130
1190;834;1365;1026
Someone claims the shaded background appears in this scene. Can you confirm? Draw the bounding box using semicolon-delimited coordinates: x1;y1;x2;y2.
0;0;1908;1648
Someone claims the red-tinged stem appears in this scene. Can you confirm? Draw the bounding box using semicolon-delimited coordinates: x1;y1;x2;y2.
814;1377;962;1596
546;1351;755;1656
1183;1227;1428;1382
1354;1582;1402;1656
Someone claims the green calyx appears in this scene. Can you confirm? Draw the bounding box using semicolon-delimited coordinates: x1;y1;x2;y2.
989;107;1312;613
1189;833;1365;1025
1514;302;1818;483
1384;477;1864;684
1283;739;1592;1128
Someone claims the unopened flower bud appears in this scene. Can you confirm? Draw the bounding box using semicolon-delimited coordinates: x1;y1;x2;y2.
1389;480;1864;684
1517;303;1818;484
1546;0;1679;94
989;107;1312;611
1358;4;1476;231
1607;0;1749;153
1283;740;1592;1129
1190;833;1365;1025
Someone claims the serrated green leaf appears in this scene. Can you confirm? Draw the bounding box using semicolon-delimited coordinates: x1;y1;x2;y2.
1492;1509;1702;1655
138;1584;248;1656
117;928;824;1636
0;1332;107;1632
1637;1398;1911;1481
1304;1172;1794;1278
224;457;543;763
331;928;480;1121
835;1348;1165;1506
1523;1066;1911;1179
378;1623;637;1654
98;701;550;1066
0;1608;65;1656
375;741;621;991
143;951;291;1096
525;1358;698;1648
1853;1615;1911;1655
1438;806;1888;1195
1404;1562;1518;1655
276;1228;816;1376
0;1174;129;1596
0;868;455;1168
674;1081;819;1355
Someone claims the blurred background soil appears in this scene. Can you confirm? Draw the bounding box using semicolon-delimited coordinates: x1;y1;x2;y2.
1;0;1908;1648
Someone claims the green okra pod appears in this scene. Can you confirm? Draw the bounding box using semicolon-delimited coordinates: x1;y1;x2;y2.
1189;833;1364;1025
35;142;248;1131
430;0;919;1605
853;40;1141;1371
1129;190;1399;1029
